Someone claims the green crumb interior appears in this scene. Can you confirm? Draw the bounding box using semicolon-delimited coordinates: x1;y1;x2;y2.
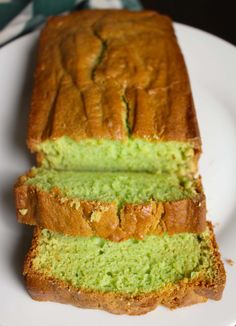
33;228;215;294
38;137;195;174
26;169;197;207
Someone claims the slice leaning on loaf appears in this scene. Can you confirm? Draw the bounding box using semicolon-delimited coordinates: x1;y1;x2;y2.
23;222;225;315
28;10;201;174
15;168;206;240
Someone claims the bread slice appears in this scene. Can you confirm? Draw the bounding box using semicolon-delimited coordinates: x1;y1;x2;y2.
28;10;201;174
23;222;225;315
15;168;206;240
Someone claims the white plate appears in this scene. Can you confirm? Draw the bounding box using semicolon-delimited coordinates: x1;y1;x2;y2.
0;23;236;326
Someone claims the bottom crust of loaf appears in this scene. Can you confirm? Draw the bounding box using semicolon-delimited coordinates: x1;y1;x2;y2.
23;223;226;315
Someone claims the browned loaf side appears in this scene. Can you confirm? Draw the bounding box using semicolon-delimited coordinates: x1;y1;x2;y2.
15;175;206;241
23;222;225;315
27;10;201;157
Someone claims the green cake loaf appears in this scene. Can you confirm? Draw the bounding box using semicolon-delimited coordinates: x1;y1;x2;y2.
23;222;225;315
15;168;206;240
27;10;201;174
13;8;226;318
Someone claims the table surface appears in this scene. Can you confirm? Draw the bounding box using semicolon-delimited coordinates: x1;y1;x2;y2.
141;0;236;45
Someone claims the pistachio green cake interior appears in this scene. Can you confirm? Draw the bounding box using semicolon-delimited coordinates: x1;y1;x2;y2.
26;168;197;207
32;227;216;294
38;137;195;174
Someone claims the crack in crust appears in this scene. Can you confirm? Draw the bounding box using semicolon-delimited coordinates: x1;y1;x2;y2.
91;25;107;81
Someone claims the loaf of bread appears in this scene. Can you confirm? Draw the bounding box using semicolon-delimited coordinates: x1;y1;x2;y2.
23;222;225;315
14;10;226;316
28;10;201;174
15;168;206;240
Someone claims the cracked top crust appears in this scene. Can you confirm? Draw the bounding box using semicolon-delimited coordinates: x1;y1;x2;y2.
28;10;201;150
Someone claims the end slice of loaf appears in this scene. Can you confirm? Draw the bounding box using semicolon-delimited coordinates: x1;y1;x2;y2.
23;222;225;315
28;10;201;174
15;169;206;240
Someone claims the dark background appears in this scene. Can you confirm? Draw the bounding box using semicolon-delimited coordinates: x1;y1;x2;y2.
141;0;236;45
1;1;235;46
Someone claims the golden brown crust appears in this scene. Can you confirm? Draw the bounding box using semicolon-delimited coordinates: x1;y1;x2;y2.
23;222;226;315
27;10;201;155
15;174;206;240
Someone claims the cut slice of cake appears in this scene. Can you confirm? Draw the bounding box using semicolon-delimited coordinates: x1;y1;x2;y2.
28;10;201;174
23;222;225;315
15;168;206;240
